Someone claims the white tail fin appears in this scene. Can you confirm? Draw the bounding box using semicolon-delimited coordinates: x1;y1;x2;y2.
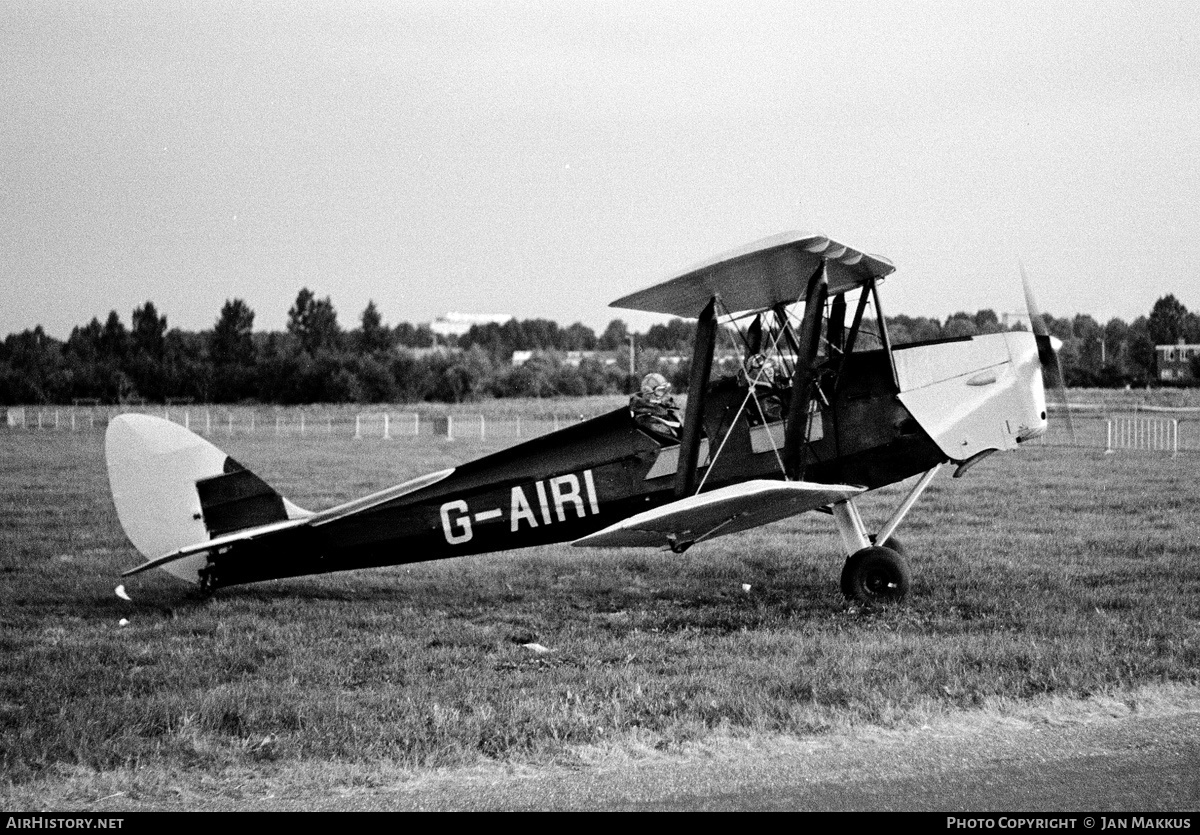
105;414;307;583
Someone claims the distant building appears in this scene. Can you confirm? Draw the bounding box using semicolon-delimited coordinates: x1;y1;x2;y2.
562;350;612;368
429;312;513;340
511;350;616;367
1156;341;1200;383
511;349;744;370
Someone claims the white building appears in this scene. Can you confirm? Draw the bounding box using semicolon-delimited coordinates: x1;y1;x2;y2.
429;312;513;340
1156;341;1200;383
511;350;618;367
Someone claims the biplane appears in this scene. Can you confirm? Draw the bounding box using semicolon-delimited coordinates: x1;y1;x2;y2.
107;231;1060;603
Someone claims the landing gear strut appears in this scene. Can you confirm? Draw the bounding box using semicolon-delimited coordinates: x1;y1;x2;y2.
198;564;218;595
831;466;939;604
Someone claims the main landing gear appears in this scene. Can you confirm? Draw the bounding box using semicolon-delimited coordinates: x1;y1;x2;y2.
840;545;910;603
831;466;939;605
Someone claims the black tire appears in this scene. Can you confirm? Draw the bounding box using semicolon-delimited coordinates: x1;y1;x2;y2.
840;546;910;604
869;534;905;557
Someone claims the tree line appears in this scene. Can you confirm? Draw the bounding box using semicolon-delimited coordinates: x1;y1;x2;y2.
2;290;1198;406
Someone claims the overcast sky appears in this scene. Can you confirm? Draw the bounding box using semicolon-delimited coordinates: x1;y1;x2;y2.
3;0;1198;339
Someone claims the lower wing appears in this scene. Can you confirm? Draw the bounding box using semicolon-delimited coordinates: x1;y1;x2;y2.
572;480;864;550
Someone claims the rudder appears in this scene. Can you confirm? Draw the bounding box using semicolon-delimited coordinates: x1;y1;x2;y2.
105;414;306;583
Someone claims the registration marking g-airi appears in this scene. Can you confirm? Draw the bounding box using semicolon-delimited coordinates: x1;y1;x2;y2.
439;470;601;544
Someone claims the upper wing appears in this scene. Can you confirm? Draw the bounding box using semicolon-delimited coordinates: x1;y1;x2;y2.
571;479;864;549
610;231;895;318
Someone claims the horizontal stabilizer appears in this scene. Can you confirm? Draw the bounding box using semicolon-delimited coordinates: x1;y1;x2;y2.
120;516;312;578
572;480;864;549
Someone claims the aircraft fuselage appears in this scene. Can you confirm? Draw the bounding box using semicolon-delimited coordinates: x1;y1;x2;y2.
207;346;945;588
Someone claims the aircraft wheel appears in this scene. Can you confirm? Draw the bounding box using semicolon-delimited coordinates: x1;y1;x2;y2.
840;546;910;604
869;534;905;556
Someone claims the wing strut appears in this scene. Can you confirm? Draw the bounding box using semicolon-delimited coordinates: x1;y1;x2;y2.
833;282;875;397
772;303;800;379
675;295;718;497
783;261;829;479
827;293;846;356
872;279;900;392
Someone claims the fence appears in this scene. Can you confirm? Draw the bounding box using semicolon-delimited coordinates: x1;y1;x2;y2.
4;403;1200;453
1105;417;1179;456
1;405;591;442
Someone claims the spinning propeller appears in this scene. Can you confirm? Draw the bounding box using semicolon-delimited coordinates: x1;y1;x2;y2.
1020;263;1075;444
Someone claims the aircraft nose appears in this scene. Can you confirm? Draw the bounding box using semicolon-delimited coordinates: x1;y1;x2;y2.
1012;332;1050;443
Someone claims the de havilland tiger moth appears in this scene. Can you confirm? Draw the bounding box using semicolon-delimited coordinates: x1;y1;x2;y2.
106;231;1064;604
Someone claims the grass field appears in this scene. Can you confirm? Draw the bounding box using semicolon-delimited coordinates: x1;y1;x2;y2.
2;415;1199;805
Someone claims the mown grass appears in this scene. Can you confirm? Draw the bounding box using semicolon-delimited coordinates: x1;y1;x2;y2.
1;418;1198;798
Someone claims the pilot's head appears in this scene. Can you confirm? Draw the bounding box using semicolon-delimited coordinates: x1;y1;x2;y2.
744;354;774;384
640;372;670;397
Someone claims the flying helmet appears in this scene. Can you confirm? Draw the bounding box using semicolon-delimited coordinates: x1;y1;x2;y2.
640;372;670;396
744;353;775;384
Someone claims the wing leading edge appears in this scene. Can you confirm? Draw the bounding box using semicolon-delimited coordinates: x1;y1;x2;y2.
610;231;895;319
572;480;865;549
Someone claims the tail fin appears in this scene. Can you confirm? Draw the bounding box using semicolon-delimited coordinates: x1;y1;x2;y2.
105;414;308;583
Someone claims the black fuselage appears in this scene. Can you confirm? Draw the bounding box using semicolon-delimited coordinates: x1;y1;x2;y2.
208;349;943;588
